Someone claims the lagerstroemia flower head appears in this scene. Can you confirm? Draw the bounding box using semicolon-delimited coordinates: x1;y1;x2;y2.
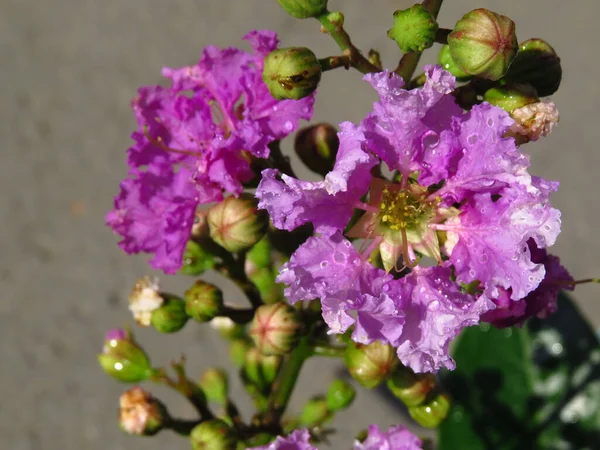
107;30;314;273
354;424;423;450
257;65;562;373
249;429;317;450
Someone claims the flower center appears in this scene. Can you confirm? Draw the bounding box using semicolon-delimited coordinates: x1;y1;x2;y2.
378;185;436;232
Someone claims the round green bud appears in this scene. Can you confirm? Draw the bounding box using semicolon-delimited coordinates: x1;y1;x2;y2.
408;393;450;428
448;8;518;80
483;83;538;113
294;123;339;176
344;341;398;388
243;347;281;392
199;368;229;404
276;0;328;18
326;379;356;411
180;239;216;276
387;4;438;53
229;338;252;367
387;368;436;407
208;194;269;253
150;295;189;333
190;419;237;450
249;303;303;356
98;329;153;383
262;47;322;100
503;38;562;96
249;267;281;304
299;397;331;426
438;45;471;81
118;386;168;436
185;280;224;322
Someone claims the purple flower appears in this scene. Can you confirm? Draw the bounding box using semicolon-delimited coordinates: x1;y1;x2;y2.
259;66;561;372
248;429;317;450
482;241;573;328
354;424;422;450
108;30;314;273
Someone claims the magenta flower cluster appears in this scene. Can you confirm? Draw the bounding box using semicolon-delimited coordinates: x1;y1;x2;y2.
106;31;314;273
256;66;569;373
248;425;422;450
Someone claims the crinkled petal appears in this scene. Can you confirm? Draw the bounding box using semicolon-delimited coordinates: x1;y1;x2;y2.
249;429;317;450
354;424;423;450
395;266;493;373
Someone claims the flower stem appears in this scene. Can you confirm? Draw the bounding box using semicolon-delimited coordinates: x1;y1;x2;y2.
220;306;255;324
319;55;350;72
435;28;451;45
268;140;297;178
263;335;312;425
394;0;445;81
217;252;263;309
316;11;380;74
312;344;346;358
166;418;201;436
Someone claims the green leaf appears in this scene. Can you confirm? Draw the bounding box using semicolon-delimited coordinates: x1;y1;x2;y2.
439;293;600;450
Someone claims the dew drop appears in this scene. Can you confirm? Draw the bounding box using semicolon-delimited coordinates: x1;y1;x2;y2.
284;121;293;131
469;269;476;277
423;132;440;150
487;118;494;127
479;254;488;263
320;261;329;268
334;252;346;264
428;300;440;311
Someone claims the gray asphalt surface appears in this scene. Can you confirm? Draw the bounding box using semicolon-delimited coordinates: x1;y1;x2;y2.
3;0;600;449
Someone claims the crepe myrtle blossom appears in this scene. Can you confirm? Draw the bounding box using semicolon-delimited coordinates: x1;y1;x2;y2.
354;424;423;450
257;65;561;372
107;30;314;273
248;429;317;450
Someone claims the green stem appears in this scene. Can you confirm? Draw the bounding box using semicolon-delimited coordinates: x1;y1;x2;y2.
166;418;201;436
263;335;312;424
312;344;346;358
319;55;350;72
220;306;255;324
316;11;380;74
268;140;296;178
435;28;451;45
394;0;445;81
217;252;263;309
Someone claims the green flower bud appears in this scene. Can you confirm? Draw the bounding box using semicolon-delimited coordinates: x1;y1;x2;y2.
246;236;272;270
276;0;328;19
387;4;438;53
249;303;303;355
190;419;237;450
326;379;356;411
262;47;321;100
191;209;210;240
229;338;252;367
185;280;224;322
98;329;152;383
503;38;562;96
299;397;331;426
483;83;538;113
508;100;560;144
408;393;450;428
438;45;471;81
243;347;281;392
387;368;436;407
199;368;229;404
118;386;168;436
150;295;189;333
128;276;164;327
208;194;269;253
448;8;518;80
344;341;398;388
249;267;282;304
180;239;216;276
294;123;339;176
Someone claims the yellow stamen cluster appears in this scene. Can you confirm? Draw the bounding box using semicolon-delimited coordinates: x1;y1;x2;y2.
379;187;435;231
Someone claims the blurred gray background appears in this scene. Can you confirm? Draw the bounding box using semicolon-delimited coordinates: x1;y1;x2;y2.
2;0;600;449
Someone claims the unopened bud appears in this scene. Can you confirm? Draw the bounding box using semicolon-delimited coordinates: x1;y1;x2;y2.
180;239;216;276
438;45;471;81
326;379;356;411
387;368;436;407
483;83;538;113
208;194;269;253
294;123;339;176
191;209;210;239
243;347;281;391
185;280;224;322
249;303;303;355
118;386;168;436
199;368;229;404
344;341;398;388
129;276;163;327
448;8;518;80
98;329;152;383
246;236;272;272
249;267;282;304
408;393;450;428
508;100;559;143
387;4;438;53
150;296;188;333
190;419;237;450
276;0;328;18
262;47;321;100
299;397;331;426
503;39;562;96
